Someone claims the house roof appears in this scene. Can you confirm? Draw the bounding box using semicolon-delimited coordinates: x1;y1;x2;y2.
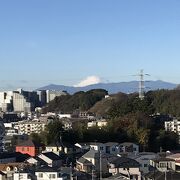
152;158;175;163
16;139;42;147
0;152;16;159
36;166;59;172
109;157;140;168
77;157;93;165
119;142;138;147
41;152;61;161
73;171;92;179
47;142;74;148
167;153;180;159
145;171;180;180
83;149;116;159
104;142;119;146
0;171;5;176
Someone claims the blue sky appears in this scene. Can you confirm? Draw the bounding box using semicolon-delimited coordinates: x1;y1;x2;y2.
0;0;180;90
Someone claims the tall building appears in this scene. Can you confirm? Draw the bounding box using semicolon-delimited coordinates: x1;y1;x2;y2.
46;90;68;103
13;92;32;112
37;90;47;106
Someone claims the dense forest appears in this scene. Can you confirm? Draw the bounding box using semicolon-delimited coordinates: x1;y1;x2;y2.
38;89;180;152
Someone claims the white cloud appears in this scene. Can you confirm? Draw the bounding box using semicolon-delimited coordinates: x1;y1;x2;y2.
74;76;101;87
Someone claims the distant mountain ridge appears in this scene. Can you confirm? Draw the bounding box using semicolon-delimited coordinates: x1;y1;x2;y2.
36;80;177;94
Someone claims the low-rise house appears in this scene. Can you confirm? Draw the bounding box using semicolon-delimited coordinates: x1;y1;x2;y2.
108;157;141;180
77;149;117;174
35;166;67;180
89;142;106;153
16;139;44;157
76;157;94;173
144;171;180;180
150;157;176;172
46;142;79;155
134;152;157;174
118;142;139;155
0;163;26;180
14;171;35;180
87;119;108;129
104;142;119;155
38;152;62;167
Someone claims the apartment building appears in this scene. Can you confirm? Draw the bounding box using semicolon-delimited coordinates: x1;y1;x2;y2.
15;120;46;135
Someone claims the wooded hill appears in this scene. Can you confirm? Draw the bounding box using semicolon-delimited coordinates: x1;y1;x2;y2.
43;89;108;113
44;89;180;118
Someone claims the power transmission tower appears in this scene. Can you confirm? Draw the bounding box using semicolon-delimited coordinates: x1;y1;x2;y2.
137;69;150;100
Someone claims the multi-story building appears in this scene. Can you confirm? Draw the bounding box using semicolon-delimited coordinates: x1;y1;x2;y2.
37;90;47;106
15;120;47;135
46;90;68;103
165;118;180;143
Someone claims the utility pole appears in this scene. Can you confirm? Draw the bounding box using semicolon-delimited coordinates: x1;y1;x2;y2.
99;150;102;180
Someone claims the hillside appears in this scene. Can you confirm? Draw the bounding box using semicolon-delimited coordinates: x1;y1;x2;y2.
37;80;177;94
43;89;108;113
90;89;180;118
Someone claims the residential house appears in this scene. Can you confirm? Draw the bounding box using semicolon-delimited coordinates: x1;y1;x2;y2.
134;152;157;174
38;152;62;167
16;139;44;157
46;142;80;155
14;172;36;180
77;149;117;174
144;171;180;180
118;142;139;155
87;119;108;129
35;166;67;180
76;157;94;173
89;142;106;153
150;157;176;172
104;142;119;155
0;163;26;180
108;157;141;180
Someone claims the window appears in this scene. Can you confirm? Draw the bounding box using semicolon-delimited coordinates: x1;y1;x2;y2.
144;164;148;167
38;173;43;178
100;147;104;150
112;148;115;152
49;174;56;179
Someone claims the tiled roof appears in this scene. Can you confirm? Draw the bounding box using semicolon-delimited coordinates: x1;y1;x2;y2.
109;157;140;168
17;139;42;147
77;157;93;165
36;166;59;172
41;152;61;161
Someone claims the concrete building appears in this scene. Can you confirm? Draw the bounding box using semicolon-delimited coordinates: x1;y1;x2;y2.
46;90;68;103
15;120;47;135
37;90;47;107
165;118;180;143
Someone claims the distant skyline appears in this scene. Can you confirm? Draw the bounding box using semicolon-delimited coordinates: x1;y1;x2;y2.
0;0;180;90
